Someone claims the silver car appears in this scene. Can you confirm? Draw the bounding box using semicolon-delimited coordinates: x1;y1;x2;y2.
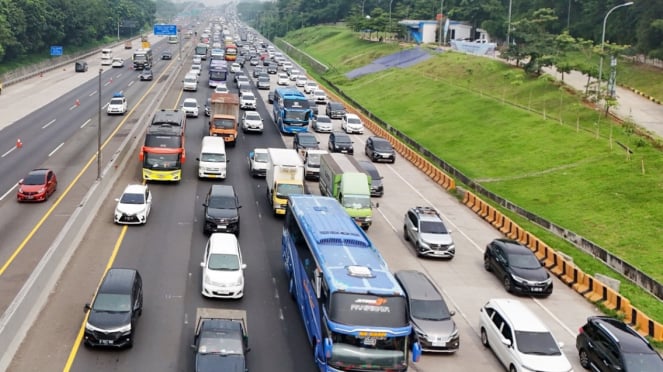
312;115;333;133
403;206;455;258
395;270;459;353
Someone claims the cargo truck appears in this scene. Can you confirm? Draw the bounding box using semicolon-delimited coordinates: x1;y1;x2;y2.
192;308;249;372
209;92;239;146
132;48;152;70
319;153;374;230
266;148;304;216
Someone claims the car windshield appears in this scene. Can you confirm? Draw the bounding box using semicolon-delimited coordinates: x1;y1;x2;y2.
342;195;371;209
514;331;561;356
23;173;46;185
508;252;541;269
185;77;196;83
246;113;260;120
208;195;236;209
110;98;123;105
212;119;234;129
298;135;318;146
307;153;321;166
373;140;393;151
420;221;448;234
208;253;240;270
410;299;451;320
622;352;663;371
201;153;225;162
335;136;351;145
317;116;332;124
92;293;131;312
242;94;255;100
198;331;243;355
120;192;145;204
330;103;344;110
315;91;325;96
183;101;197;108
254;152;268;162
347;117;361;124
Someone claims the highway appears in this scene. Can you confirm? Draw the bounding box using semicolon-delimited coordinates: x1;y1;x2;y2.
3;23;600;372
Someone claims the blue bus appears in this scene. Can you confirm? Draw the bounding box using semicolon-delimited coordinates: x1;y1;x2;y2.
272;88;313;134
208;61;228;88
282;195;421;371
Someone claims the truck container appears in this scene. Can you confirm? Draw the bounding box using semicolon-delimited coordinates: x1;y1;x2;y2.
266;148;305;216
319;153;373;229
209;92;239;146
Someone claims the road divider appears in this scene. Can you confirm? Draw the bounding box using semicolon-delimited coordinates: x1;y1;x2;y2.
460;189;663;341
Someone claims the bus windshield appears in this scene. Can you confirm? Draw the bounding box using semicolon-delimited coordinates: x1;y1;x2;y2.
143;153;181;170
284;110;308;121
144;135;181;148
328;331;407;371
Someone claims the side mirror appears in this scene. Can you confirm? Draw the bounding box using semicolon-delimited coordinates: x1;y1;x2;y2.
202;202;208;207
115;198;120;202
190;344;197;350
196;157;200;161
200;262;205;268
450;310;456;316
84;303;91;312
18;179;24;185
241;264;247;269
412;226;418;232
558;342;565;349
501;338;512;347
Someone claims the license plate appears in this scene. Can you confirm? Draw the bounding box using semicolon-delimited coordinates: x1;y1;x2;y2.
26;196;33;199
341;150;348;153
100;339;114;345
432;340;446;347
531;287;543;292
217;225;226;229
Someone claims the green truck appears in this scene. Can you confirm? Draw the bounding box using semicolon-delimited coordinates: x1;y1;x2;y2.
319;153;374;230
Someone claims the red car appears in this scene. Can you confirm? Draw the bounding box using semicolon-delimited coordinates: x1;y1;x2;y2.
17;168;58;202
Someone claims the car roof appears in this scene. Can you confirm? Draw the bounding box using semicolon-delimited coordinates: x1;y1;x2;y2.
370;136;390;144
28;168;50;176
296;132;316;138
208;233;240;255
332;131;350;138
588;316;655;353
122;184;147;194
358;160;380;176
486;299;549;332
183;98;198;103
210;184;236;197
493;239;531;254
98;268;139;294
410;206;442;222
395;270;443;301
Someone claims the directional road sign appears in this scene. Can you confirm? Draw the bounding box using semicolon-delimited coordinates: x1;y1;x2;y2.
50;46;63;56
153;24;177;36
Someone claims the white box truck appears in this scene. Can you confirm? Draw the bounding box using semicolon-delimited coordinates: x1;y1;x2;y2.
266;148;304;216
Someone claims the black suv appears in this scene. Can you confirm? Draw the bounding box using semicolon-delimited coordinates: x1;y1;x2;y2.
293;132;320;155
365;136;396;163
483;238;552;296
358;160;384;197
84;268;143;348
577;316;663;371
203;185;241;235
325;101;346;119
328;131;353;154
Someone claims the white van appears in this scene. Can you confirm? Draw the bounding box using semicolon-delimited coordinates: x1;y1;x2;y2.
101;48;113;65
200;233;246;299
197;136;227;179
182;73;198;91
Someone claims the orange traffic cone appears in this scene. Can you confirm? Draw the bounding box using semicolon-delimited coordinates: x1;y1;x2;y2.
16;139;22;148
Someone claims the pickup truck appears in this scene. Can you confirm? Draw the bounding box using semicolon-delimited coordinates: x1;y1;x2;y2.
192;308;250;372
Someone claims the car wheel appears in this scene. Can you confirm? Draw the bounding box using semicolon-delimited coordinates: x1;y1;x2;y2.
579;349;590;369
480;328;489;348
403;226;409;241
483;257;491;272
503;276;513;293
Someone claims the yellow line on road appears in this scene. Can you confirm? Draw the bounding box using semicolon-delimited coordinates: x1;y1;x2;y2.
62;225;128;371
0;61;174;277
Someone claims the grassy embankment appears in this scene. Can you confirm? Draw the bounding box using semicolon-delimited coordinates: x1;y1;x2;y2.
283;25;663;325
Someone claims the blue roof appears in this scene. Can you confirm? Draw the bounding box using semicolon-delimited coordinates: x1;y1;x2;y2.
289;195;403;296
112;92;124;98
275;87;306;99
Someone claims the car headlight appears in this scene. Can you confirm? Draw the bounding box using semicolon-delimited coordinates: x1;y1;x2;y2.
418;239;430;249
511;274;530;284
413;325;429;341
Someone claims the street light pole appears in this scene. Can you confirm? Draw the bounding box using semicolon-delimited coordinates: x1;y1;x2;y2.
506;0;513;46
438;0;444;46
597;2;633;98
389;0;394;42
97;68;103;180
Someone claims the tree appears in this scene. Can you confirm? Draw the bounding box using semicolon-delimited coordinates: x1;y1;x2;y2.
509;8;559;75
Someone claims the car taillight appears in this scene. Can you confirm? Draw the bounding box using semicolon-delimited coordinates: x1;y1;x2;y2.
578;327;584;334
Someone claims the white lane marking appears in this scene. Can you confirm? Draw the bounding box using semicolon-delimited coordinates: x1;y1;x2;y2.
81;119;92;128
2;146;17;157
69;105;77;111
0;184;18;201
533;298;577;336
49;143;64;157
88;91;96;97
128;81;134;87
103;81;111;87
102;102;109;109
42;119;56;129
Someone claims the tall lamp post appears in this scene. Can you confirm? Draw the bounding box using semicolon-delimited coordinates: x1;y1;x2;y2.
597;2;633;98
438;0;444;46
388;0;394;42
506;0;513;46
97;68;103;180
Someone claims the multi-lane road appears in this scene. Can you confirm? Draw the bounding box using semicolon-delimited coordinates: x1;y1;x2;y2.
2;26;600;372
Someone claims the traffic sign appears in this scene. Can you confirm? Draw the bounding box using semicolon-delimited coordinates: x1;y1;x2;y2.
50;46;63;56
154;24;177;36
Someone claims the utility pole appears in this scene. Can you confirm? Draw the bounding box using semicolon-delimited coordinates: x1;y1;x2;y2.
438;0;444;46
97;68;102;180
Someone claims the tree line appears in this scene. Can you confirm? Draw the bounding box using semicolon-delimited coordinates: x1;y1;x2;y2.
237;0;663;60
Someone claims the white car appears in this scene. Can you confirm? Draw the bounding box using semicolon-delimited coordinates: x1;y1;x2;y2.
230;62;241;73
341;113;364;134
214;83;229;94
242;111;263;133
479;299;573;372
114;184;152;224
111;58;125;68
304;81;318;94
277;73;289;85
312;115;333;133
239;92;257;110
106;93;127;115
295;76;307;87
192;56;202;65
183;73;198;91
282;61;293;71
248;148;268;177
181;98;200;117
313;89;327;104
200;233;246;299
190;63;202;76
289;69;300;81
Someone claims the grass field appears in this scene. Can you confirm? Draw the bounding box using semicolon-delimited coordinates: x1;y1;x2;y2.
283;26;663;322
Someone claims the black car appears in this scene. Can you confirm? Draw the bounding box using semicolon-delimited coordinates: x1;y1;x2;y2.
308;100;319;116
268;90;275;104
257;75;270;90
577;316;663;372
293;132;320;154
75;60;88;72
266;63;278;74
325;101;346;119
483;238;553;296
194;315;249;372
328;131;354;154
365;136;396;163
202;185;241;235
84;268;142;348
139;69;153;81
358;160;384;197
161;51;172;60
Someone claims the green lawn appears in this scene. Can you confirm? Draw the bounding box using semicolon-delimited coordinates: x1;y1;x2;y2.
283;26;663;322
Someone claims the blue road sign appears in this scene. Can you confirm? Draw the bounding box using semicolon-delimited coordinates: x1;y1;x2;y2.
50;46;63;56
154;24;177;36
